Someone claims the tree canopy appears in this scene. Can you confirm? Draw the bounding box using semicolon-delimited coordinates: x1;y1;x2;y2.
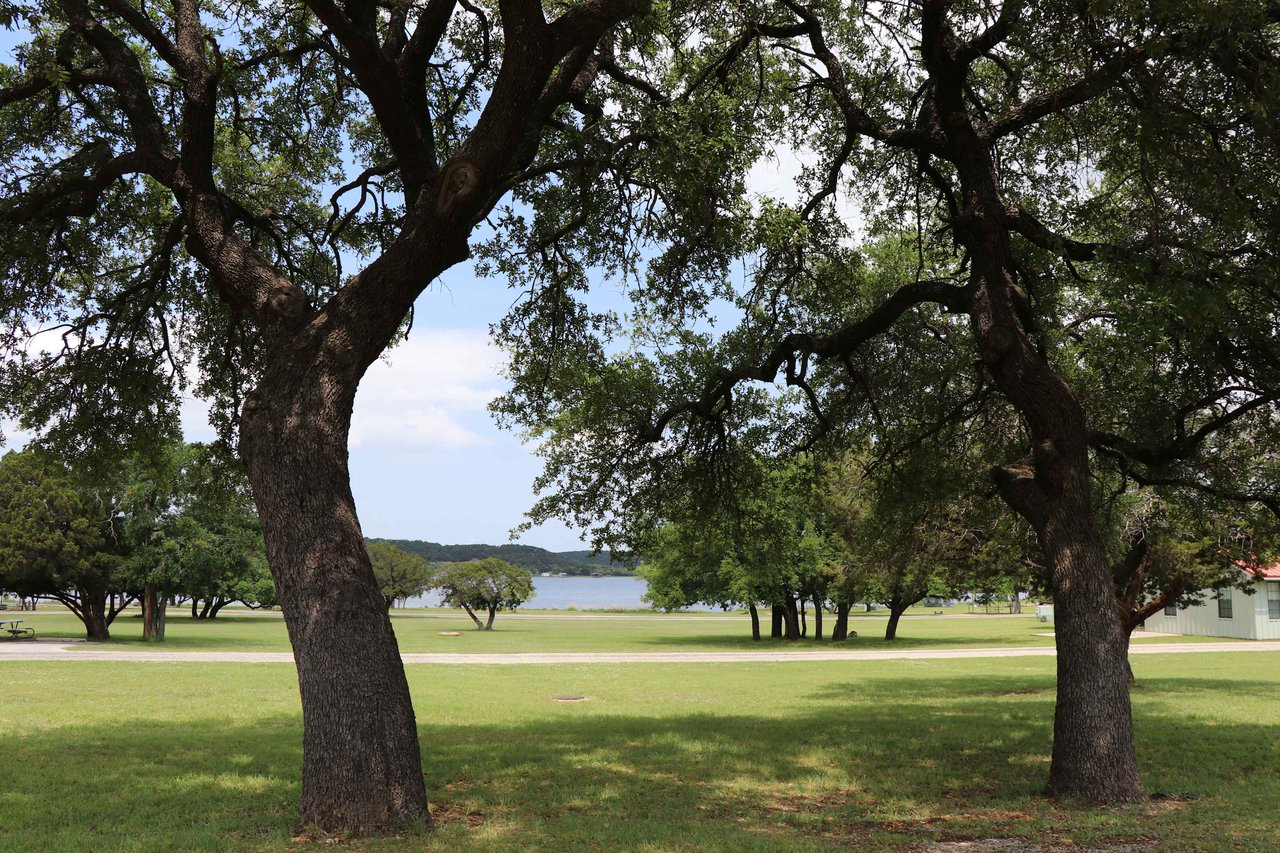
0;449;131;639
366;540;434;610
433;557;534;629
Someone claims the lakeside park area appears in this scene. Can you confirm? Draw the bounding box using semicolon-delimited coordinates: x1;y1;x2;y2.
1;603;1277;852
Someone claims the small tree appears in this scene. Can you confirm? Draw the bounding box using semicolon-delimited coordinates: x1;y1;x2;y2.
367;541;434;611
433;558;533;630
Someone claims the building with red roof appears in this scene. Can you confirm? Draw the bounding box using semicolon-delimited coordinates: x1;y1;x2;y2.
1140;562;1280;639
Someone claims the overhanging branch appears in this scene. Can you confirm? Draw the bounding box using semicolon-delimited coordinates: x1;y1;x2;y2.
639;279;970;442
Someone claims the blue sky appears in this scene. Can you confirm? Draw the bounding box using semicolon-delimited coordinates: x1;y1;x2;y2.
205;261;597;550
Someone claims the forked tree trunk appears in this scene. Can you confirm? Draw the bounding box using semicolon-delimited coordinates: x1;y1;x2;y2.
241;366;427;832
748;603;761;640
461;603;485;629
142;584;167;641
485;606;497;630
884;602;907;641
75;588;111;641
831;602;850;641
782;600;801;640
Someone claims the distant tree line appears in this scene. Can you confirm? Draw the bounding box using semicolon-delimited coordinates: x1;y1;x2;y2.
381;539;630;577
639;449;1272;652
0;442;274;640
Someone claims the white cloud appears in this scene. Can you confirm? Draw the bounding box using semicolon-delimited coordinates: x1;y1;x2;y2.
350;328;505;454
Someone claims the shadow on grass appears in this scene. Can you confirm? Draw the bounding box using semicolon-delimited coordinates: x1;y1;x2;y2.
638;630;1049;652
3;670;1277;851
41;614;292;650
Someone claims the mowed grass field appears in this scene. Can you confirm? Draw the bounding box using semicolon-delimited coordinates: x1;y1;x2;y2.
0;652;1277;851
4;606;1227;653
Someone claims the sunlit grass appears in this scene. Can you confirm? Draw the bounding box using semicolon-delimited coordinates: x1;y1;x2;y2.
0;653;1275;851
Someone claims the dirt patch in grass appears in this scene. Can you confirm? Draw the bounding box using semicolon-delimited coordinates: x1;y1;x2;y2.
429;800;486;829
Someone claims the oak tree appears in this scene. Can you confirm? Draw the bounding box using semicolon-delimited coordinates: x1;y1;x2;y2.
496;1;1280;804
1;0;649;831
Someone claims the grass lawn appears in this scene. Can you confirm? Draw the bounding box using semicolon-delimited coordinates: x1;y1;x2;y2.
9;606;1224;653
0;652;1276;851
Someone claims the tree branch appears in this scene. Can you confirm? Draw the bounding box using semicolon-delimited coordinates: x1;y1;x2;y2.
639;280;970;442
981;44;1144;142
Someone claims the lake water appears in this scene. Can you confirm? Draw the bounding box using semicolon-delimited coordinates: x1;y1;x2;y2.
403;575;715;611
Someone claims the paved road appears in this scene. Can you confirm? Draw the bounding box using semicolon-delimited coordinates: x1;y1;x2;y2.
1;640;1278;665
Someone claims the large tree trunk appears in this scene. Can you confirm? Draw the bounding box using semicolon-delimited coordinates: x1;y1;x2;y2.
884;600;907;642
771;604;784;638
240;365;428;833
782;599;801;641
748;603;761;641
1037;506;1144;801
142;584;167;641
922;29;1144;801
831;602;850;641
75;588;111;641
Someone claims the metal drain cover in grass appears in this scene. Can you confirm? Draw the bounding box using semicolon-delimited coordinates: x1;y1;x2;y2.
438;631;463;636
551;694;587;702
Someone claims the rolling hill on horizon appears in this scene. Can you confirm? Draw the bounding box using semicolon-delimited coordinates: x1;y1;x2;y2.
376;539;634;576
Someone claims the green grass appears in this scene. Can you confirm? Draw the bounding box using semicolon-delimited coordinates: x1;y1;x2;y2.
0;653;1276;851
10;606;1224;653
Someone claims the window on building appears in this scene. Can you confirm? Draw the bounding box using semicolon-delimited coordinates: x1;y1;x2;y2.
1163;603;1177;617
1269;584;1280;621
1217;590;1233;620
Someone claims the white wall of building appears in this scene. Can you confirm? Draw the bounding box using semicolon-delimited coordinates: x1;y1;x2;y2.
1258;580;1280;640
1140;580;1280;639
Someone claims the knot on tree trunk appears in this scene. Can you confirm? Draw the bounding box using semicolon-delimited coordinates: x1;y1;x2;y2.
270;283;310;318
435;158;481;218
979;323;1017;364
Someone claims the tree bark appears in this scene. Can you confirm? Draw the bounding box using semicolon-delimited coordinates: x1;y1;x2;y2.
831;602;850;641
75;588;111;641
771;604;784;638
485;605;497;630
782;599;801;640
748;603;761;640
799;598;807;638
884;601;907;642
142;584;167;641
191;598;199;618
811;594;823;640
919;19;1145;801
460;603;484;629
240;360;428;833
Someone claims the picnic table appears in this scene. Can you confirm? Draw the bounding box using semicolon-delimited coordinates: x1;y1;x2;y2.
0;619;35;639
